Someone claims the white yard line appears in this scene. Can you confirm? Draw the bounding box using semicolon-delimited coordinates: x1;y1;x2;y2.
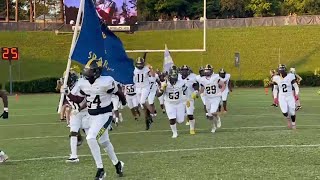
1;112;319;127
9;144;320;162
2;125;320;141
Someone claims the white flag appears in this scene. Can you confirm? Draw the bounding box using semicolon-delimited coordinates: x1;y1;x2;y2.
163;44;174;73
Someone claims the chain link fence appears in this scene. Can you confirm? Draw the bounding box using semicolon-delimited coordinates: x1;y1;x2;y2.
1;15;320;32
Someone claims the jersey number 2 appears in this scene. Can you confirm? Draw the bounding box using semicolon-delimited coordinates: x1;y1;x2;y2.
282;84;288;93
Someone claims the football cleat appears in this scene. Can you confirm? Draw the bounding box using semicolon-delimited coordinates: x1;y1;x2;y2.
185;121;190;126
190;130;195;135
211;127;216;134
172;133;178;138
94;168;106;180
145;116;153;130
295;106;302;111
66;157;80;163
0;151;8;163
115;161;124;177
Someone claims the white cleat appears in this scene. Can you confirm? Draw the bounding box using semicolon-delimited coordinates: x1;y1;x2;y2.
216;116;221;128
185;121;190;126
172;133;178;138
66;157;80;163
0;152;8;163
211;128;216;134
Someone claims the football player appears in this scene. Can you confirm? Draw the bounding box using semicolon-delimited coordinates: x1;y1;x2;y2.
65;60;125;179
124;83;140;120
134;57;155;130
289;67;302;110
196;66;208;116
111;82;124;126
157;70;166;113
158;67;186;138
273;65;299;129
148;66;160;116
65;72;88;163
199;64;226;133
218;69;232;112
270;69;279;107
180;65;199;135
0;90;9;163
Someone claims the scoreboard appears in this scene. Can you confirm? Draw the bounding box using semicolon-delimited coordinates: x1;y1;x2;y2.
1;47;19;61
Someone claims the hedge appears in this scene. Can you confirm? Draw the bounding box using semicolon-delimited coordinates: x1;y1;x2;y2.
5;77;59;93
3;72;320;93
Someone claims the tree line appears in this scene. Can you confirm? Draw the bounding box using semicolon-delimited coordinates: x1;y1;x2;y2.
1;0;319;22
138;0;320;21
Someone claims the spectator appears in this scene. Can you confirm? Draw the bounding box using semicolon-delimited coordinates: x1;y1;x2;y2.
173;16;178;21
186;17;190;21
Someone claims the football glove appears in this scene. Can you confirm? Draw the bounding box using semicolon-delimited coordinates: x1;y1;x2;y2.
191;91;199;99
160;82;167;91
0;108;8;119
186;101;191;108
60;86;70;95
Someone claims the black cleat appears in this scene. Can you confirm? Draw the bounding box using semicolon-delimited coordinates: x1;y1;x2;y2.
295;106;302;111
115;161;124;177
271;103;278;107
94;168;106;180
145;117;153;130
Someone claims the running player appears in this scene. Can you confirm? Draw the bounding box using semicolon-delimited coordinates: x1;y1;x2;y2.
289;67;302;110
158;67;186;138
124;83;140;120
157;70;166;114
180;65;199;134
66;60;125;179
199;64;226;133
273;65;299;129
218;68;232;112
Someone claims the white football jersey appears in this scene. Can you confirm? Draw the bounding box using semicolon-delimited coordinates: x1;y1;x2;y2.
163;80;186;104
181;73;198;98
220;74;231;90
196;74;202;82
149;74;159;91
134;66;150;88
272;73;296;97
199;74;223;98
71;76;118;110
66;94;87;113
124;84;136;95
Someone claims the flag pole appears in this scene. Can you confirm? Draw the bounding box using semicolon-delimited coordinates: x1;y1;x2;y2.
57;0;85;113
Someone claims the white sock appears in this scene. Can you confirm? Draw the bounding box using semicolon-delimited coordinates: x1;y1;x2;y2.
87;138;103;169
170;124;177;135
292;122;296;126
115;118;119;123
189;119;195;130
212;119;216;129
206;113;209;116
101;141;119;165
70;136;78;158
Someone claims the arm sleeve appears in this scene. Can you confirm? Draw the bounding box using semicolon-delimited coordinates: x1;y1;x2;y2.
273;85;278;99
293;82;299;95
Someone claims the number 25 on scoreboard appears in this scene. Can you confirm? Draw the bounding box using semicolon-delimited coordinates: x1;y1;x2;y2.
1;47;19;61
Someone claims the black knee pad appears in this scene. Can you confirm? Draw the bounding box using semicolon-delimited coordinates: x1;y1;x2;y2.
69;131;78;137
283;113;288;117
187;115;194;120
169;119;176;125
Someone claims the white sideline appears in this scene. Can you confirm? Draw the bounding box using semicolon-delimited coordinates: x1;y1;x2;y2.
9;144;320;162
2;125;320;141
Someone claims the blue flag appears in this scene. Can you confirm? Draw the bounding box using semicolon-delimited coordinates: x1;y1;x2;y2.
71;0;134;84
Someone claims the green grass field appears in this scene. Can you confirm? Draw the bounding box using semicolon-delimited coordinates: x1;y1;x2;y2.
1;25;320;83
0;88;320;179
